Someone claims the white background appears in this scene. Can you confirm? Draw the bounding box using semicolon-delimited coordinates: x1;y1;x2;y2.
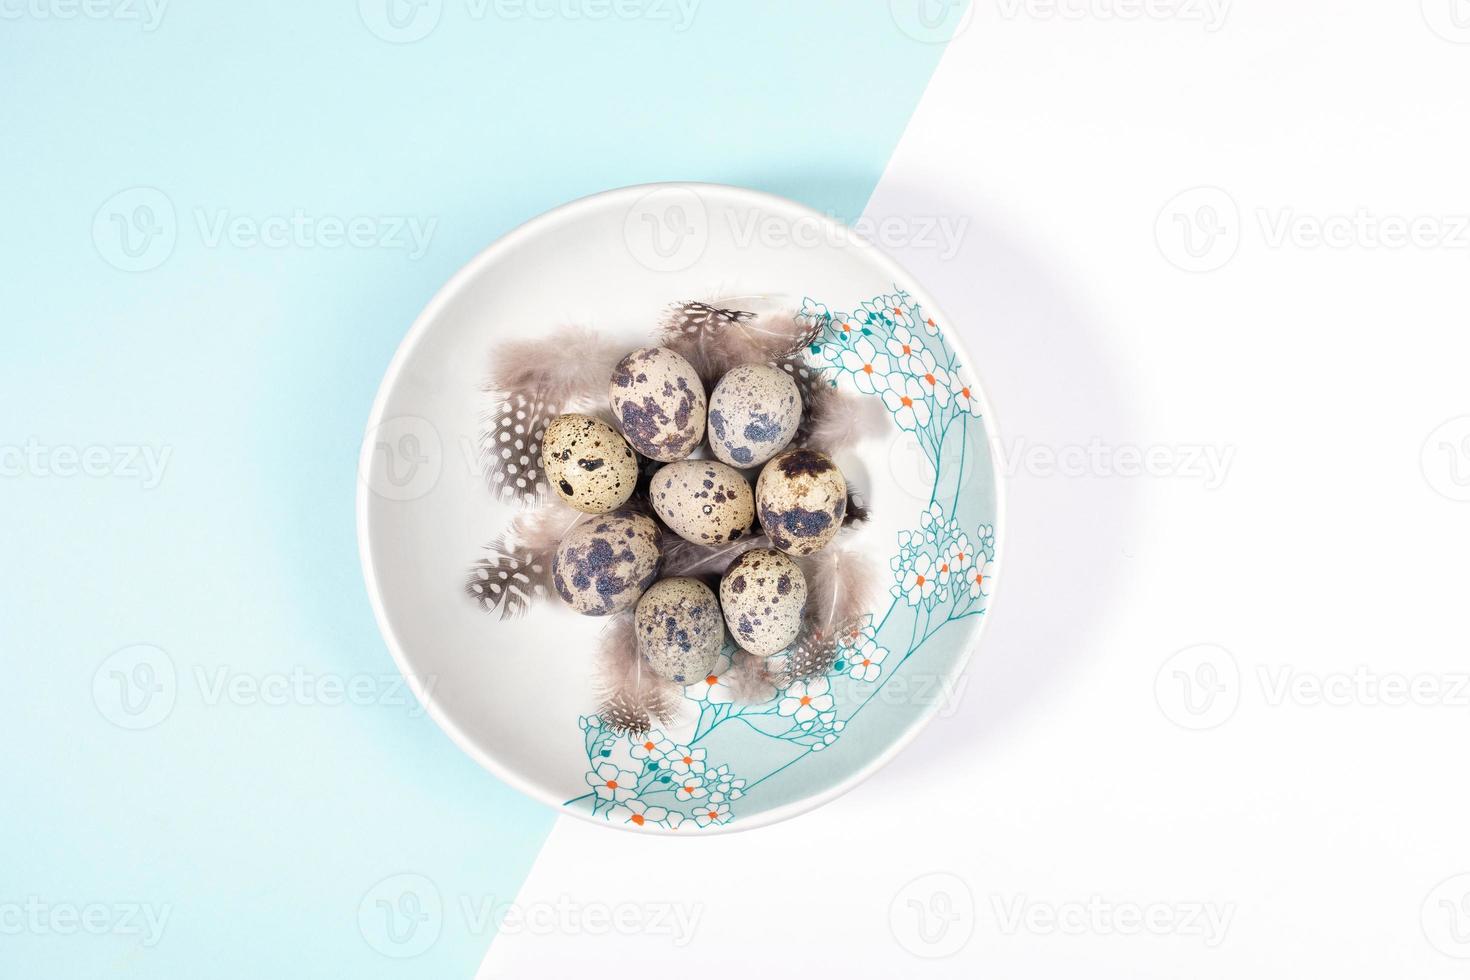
481;2;1470;975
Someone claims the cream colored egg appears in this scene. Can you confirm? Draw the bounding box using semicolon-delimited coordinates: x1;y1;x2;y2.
649;460;755;546
540;414;639;514
719;548;807;656
707;363;802;468
551;511;662;615
634;578;725;683
755;448;848;556
609;347;706;462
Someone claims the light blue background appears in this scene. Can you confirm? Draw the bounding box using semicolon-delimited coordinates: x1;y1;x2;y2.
0;2;962;975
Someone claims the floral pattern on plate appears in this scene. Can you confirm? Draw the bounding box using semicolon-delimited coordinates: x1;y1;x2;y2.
567;288;997;830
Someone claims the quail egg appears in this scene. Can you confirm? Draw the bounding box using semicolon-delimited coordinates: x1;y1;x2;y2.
551;510;662;615
718;548;807;656
634;577;725;683
649;459;755;546
539;414;638;514
755;448;848;556
609;347;706;462
707;363;802;468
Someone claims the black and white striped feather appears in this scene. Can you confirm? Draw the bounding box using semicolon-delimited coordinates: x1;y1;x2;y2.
478;323;623;504
465;502;584;619
660;301;820;387
594;613;681;736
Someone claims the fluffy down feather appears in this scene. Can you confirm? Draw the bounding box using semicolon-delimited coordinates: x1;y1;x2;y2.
479;324;624;503
465;501;585;618
659;300;818;386
594;613;682;735
779;548;882;683
484;323;625;411
724;648;780;705
661;533;771;579
801;387;888;456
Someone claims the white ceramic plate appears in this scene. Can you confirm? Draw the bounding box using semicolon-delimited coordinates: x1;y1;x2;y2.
357;183;1002;834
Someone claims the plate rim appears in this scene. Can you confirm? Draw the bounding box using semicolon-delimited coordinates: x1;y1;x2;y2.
356;181;1008;835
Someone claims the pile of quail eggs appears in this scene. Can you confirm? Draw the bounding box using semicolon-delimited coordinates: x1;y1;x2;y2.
540;346;850;684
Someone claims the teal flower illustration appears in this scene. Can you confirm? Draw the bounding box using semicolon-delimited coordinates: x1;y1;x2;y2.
566;288;997;830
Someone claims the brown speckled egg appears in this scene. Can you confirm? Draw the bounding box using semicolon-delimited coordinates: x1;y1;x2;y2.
634;578;724;683
707;364;802;468
540;414;638;514
719;549;807;656
649;460;754;546
755;449;847;556
551;511;662;615
608;347;706;462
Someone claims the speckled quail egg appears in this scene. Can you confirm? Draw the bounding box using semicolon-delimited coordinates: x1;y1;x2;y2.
719;548;807;656
755;448;848;556
539;414;638;514
649;460;755;546
634;577;725;683
707;363;802;468
551;510;662;615
609;347;706;462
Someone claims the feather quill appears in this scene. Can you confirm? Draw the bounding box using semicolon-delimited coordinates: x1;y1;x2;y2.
803;388;887;456
594;613;681;735
465;501;585;619
778;355;826;404
484;323;624;410
662;533;770;578
479;324;624;504
779;548;882;683
659;301;819;386
798;547;881;641
478;391;554;503
750;308;822;359
725;648;779;705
